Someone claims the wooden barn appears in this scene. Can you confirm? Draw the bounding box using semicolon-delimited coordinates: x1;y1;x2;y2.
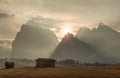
36;58;56;68
4;62;15;69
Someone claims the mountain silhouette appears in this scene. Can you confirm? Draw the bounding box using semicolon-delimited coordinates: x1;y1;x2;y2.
51;33;105;63
77;23;120;63
12;24;58;59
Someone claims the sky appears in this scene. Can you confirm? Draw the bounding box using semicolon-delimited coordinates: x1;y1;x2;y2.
0;0;120;39
0;0;120;57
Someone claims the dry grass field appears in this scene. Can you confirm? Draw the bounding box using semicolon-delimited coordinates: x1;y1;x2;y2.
0;65;120;78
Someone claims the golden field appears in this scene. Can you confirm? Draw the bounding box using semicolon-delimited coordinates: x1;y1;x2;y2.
0;65;120;78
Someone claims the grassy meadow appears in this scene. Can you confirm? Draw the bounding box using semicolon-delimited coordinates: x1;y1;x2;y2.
0;65;120;78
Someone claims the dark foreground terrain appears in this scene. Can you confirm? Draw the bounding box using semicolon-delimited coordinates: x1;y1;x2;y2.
0;65;120;78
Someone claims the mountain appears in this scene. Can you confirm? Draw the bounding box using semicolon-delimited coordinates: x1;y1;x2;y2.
12;24;58;59
77;23;120;63
51;33;105;63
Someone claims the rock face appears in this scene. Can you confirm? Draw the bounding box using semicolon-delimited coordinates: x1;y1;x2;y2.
12;24;58;59
51;33;105;63
77;23;120;63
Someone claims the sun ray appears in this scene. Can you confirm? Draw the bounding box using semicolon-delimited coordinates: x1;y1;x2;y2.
60;27;72;37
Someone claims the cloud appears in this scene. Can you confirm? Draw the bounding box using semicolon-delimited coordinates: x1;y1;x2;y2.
0;16;20;39
0;0;119;40
0;0;120;40
42;0;120;24
0;13;9;18
0;0;20;39
12;0;120;33
0;39;12;49
0;39;12;58
14;0;120;19
25;16;60;29
0;13;14;19
0;0;13;12
0;0;20;58
25;16;66;40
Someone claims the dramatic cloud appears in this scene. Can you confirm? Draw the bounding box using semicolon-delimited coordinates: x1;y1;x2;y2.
12;0;120;37
14;0;120;22
0;0;120;40
25;16;60;29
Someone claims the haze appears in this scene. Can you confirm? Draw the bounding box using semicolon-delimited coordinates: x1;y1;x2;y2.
0;0;120;58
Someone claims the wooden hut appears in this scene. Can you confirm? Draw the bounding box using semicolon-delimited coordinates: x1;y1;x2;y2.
4;62;15;69
36;58;56;68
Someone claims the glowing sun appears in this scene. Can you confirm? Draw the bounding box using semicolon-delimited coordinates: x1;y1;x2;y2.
60;27;72;37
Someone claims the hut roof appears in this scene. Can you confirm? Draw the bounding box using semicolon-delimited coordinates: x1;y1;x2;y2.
36;58;56;62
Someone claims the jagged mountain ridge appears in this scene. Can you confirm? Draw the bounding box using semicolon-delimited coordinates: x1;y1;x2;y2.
77;23;120;63
51;33;106;63
11;22;120;63
12;24;59;59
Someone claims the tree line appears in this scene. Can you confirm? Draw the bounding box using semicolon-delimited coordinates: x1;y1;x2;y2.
56;59;111;66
